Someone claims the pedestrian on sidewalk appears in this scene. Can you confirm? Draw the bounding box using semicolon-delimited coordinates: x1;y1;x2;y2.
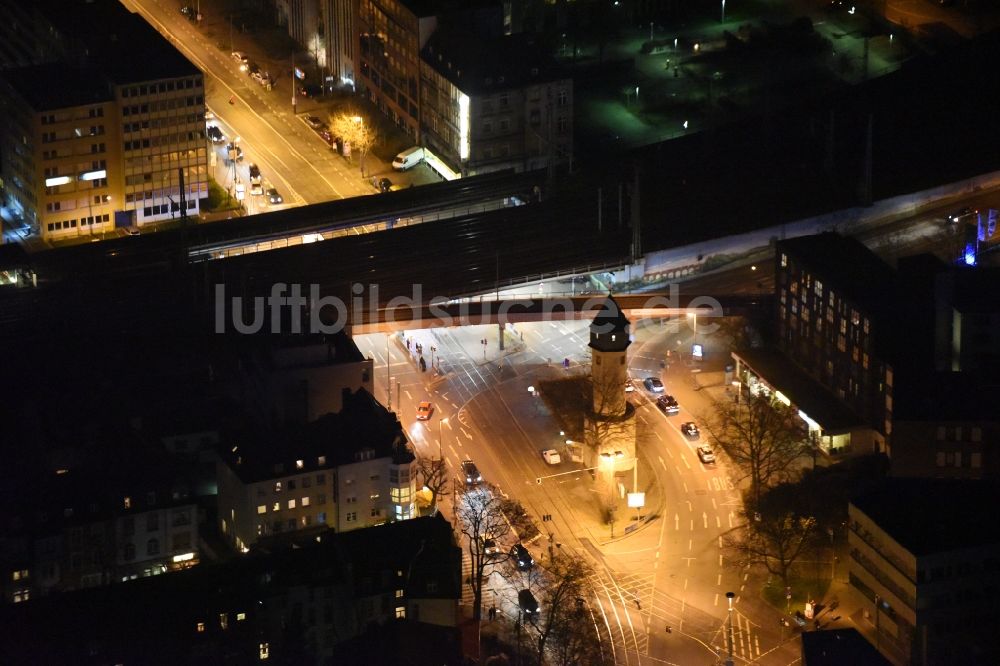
406;338;411;350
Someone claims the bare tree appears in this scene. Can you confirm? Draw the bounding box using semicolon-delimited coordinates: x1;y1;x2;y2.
417;457;449;510
455;484;511;621
703;392;805;508
724;510;817;588
525;553;603;666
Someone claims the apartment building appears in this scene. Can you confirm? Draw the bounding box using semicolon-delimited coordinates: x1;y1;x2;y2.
848;479;1000;664
0;464;202;604
216;389;417;552
0;0;207;238
0;515;463;664
420;30;573;177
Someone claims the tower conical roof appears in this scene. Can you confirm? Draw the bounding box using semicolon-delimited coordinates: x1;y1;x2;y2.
590;295;630;335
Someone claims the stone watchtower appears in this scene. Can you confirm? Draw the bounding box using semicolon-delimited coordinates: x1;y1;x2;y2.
585;296;637;482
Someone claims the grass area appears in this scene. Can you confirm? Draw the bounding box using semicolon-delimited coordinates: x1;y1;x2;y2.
761;575;831;612
206;177;240;212
537;376;588;441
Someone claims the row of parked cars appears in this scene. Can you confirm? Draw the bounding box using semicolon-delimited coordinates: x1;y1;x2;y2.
231;51;272;88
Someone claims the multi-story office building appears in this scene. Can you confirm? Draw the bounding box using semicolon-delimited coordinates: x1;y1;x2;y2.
0;0;207;238
216;389;417;552
848;479;1000;664
324;0;361;88
358;0;440;140
420;31;572;177
733;232;1000;477
0;65;121;238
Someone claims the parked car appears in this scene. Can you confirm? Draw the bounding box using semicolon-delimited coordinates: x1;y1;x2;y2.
266;188;283;204
317;130;335;146
518;589;539;616
392;146;425;170
305;115;325;130
656;394;679;414
624;379;635;393
681;422;700;439
541;449;561;465
231;51;248;65
511;543;534;571
250;181;263;196
461;460;482;486
248;163;261;183
247;62;260;77
226;143;243;162
643;377;664;393
696;445;716;464
377;177;394;193
124;227;140;236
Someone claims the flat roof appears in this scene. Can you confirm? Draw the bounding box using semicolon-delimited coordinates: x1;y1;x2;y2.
801;628;890;665
38;0;199;84
733;348;865;434
851;478;1000;556
0;63;113;111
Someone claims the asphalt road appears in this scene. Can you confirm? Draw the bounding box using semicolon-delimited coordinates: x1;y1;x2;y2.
122;0;373;204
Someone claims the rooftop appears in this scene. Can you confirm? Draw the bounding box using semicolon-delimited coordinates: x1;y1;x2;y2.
222;388;413;483
733;348;865;434
38;0;199;84
422;30;566;94
0;63;113;111
801;628;890;665
851;478;1000;556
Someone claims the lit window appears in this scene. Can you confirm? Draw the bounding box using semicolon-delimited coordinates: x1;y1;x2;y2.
317;456;326;466
197;622;205;633
274;482;282;493
288;499;296;509
219;613;228;630
395;607;406;619
237;612;246;621
396;589;404;598
302;497;310;507
257;505;266;515
259;642;269;660
272;502;279;512
295;459;304;469
124;496;131;509
13;589;29;603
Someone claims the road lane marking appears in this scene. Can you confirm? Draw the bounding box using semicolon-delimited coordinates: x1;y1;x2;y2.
703;512;708;528
460;428;473;440
716;515;722;528
675;514;680;530
717;573;722;585
682;482;689;493
658;456;666;470
405;390;412;400
714;593;719;606
665;448;673;459
682;455;691;470
653;431;663;442
712;498;717;509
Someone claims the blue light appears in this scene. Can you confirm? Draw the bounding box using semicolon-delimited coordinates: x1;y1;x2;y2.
964;245;977;266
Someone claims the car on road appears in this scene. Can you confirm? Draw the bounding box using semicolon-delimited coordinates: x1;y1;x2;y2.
251;70;267;85
511;543;534;570
124;227;140;236
266;188;283;204
518;589;539;616
481;537;500;557
250;181;263;196
541;449;561;465
377;177;394;193
416;401;434;420
624;379;635;393
643;377;664;393
226;143;243;162
656;394;679;414
461;460;482;486
206;126;224;143
680;422;700;440
696;445;716;464
248;163;261;183
318;130;335;146
305;115;325;130
231;51;248;65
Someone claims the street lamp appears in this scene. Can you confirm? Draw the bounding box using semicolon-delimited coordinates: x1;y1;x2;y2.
688;311;698;345
725;592;735;666
722;0;726;23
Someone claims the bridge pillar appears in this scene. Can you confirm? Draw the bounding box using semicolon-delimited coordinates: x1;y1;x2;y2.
498;322;505;351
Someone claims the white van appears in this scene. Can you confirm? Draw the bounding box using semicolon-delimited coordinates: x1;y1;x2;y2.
392;146;424;171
